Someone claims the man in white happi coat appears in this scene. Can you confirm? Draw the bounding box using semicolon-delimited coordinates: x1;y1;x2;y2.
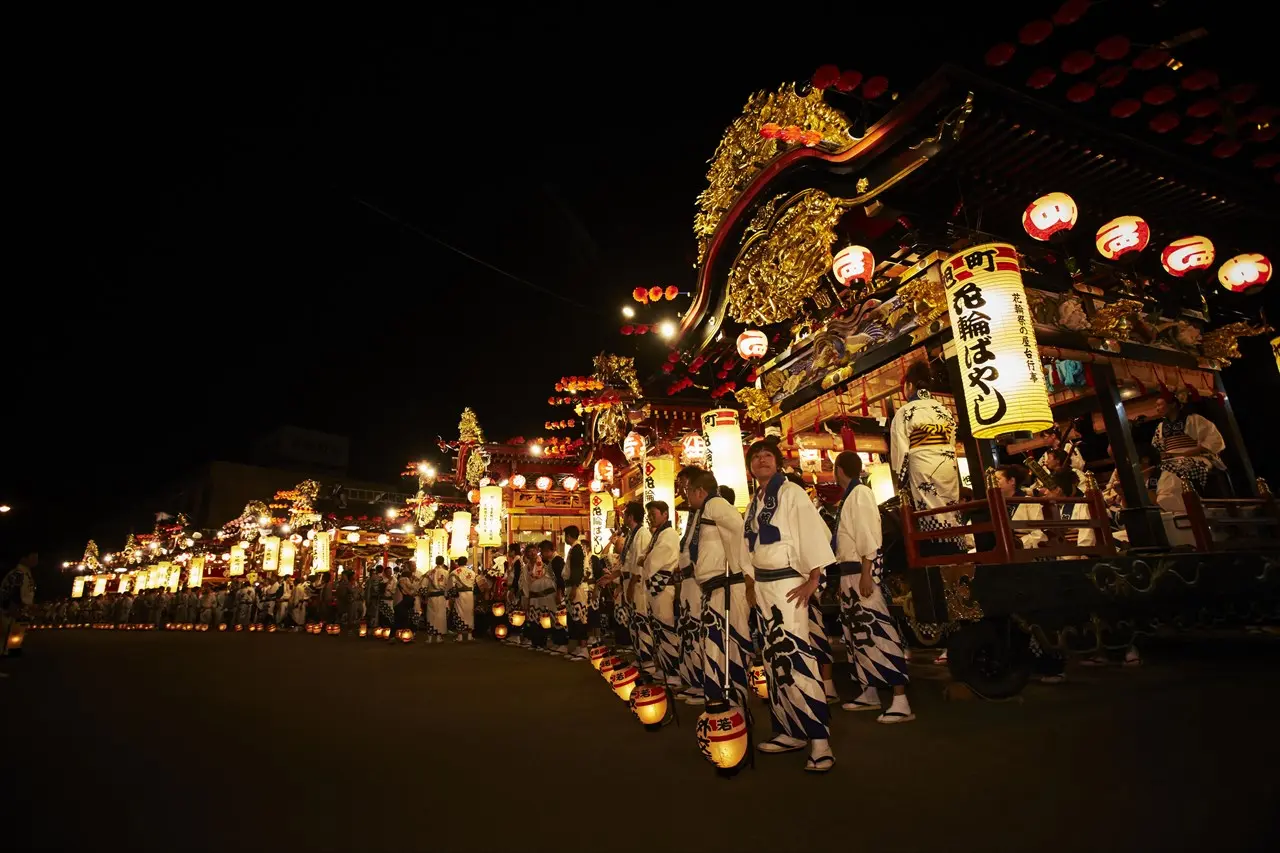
620;504;653;664
674;466;706;703
450;556;477;642
642;501;681;686
422;556;450;641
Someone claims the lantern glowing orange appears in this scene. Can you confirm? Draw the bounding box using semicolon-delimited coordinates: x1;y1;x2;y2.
600;655;623;680
589;645;608;670
1161;236;1215;277
326;624;341;635
234;624;243;632
535;476;553;491
555;607;568;628
396;628;415;643
1021;192;1078;241
5;621;26;655
1095;215;1150;260
832;245;875;286
749;663;769;699
611;664;640;701
594;459;614;483
630;683;670;728
623;432;644;461
219;623;227;632
696;700;750;770
266;623;277;633
562;476;578;491
358;622;368;637
736;330;769;359
1217;253;1272;293
491;602;506;618
508;610;526;628
511;474;527;489
494;623;508;639
467;489;479;503
539;613;553;630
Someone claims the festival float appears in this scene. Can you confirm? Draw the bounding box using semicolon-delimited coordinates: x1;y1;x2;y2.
654;3;1279;695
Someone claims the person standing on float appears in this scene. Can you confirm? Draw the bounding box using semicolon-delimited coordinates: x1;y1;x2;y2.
832;451;914;723
742;439;837;773
674;466;706;705
642;501;682;686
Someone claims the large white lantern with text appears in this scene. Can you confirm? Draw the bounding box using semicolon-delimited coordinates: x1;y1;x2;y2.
701;409;750;512
941;243;1053;438
261;536;281;574
450;512;471;558
430;527;449;567
71;577;85;599
278;541;296;576
188;555;205;588
642;455;676;513
92;577;107;597
414;537;431;573
590;492;614;555
229;545;246;576
478;486;503;547
311;530;331;573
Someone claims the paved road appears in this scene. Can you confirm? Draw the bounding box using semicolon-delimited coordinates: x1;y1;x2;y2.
3;630;1278;852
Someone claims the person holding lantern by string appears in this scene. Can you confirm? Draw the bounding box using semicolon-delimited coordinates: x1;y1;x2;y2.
675;465;707;705
422;556;450;642
449;556;477;642
621;502;654;669
524;544;558;651
642;501;682;686
742;439;838;773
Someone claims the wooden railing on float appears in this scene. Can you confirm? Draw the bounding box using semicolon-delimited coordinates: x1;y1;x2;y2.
1182;481;1279;552
901;478;1115;567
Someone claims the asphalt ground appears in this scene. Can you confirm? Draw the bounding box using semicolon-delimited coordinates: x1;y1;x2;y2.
3;628;1278;852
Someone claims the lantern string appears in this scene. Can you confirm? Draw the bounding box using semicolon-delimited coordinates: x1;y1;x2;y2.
353;197;597;312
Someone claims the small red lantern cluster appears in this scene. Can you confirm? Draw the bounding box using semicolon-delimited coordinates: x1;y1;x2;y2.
543;419;577;430
619;324;653;336
556;377;603;393
760;123;823;147
810;64;888;100
632;285;681;304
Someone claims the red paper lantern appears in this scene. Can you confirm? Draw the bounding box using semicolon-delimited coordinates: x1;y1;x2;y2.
1183;127;1214;146
736;330;768;359
836;69;862;92
664;285;680;301
1161;236;1216;277
1019;20;1053;45
1027;67;1057;89
1066;82;1096;103
1181;70;1219;92
1053;0;1090;26
1132;49;1169;71
1097;65;1128;88
1253;152;1280;169
1225;83;1257;104
1217;253;1272;294
647;286;663;303
1095;216;1150;260
985;43;1015;67
831;245;875;286
620;325;634;335
1110;99;1141;118
1148;111;1180;133
1212;139;1242;159
1061;50;1095;75
811;64;840;90
1186;99;1219;119
1022;192;1078;242
1095;35;1130;61
1143;85;1177;106
861;76;888;99
632;287;648;304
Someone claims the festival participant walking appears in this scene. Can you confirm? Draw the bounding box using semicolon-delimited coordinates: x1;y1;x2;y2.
1;553;37;666
450;557;477;642
743;439;837;773
620;504;652;665
562;526;589;660
422;557;450;642
675;466;706;704
642;501;682;686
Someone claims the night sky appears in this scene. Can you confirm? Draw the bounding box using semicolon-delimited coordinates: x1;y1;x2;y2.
8;5;1279;578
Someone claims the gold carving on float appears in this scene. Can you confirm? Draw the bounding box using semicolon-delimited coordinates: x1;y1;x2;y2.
938;564;984;621
1088;299;1145;340
891;272;948;337
1201;320;1274;362
591;352;642;398
746;194;784;238
734;387;778;423
728;189;850;326
695;85;853;265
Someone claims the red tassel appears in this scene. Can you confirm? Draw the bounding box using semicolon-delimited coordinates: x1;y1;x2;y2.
1134;374;1146;395
860;378;870;416
840;424;857;454
1186;382;1200;402
786;427;795;446
1083;363;1095;387
1050;362;1062;387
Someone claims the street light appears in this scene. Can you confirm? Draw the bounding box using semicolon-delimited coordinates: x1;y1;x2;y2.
659;321;676;340
530;443;543;456
0;505;10;513
622;306;635;318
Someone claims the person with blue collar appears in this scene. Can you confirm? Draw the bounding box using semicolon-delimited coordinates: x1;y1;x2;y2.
675;465;707;706
742;439;838;773
642;501;682;686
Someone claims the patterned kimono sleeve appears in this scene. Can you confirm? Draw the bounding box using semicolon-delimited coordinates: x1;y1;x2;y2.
889;407;909;487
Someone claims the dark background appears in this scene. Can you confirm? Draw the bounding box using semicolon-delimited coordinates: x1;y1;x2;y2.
6;4;1278;582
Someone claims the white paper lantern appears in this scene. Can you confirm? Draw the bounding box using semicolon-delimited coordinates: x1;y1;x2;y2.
71;577;86;599
229;546;246;576
278;541;296;576
450;512;471;558
642;455;676;513
261;536;280;574
701;409;750;512
589;492;614;555
188;555;205;588
311;530;331;573
478;486;502;547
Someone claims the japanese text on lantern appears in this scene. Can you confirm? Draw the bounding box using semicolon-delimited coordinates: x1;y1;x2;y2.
311;530;331;573
229;545;246;576
189;555;205;588
942;243;1053;439
643;456;675;513
261;536;281;574
590;493;614;555
477;486;502;547
71;576;85;599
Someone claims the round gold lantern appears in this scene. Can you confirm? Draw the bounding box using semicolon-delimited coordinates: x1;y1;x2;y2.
326;624;342;635
611;664;640;701
630;683;670;729
749;664;768;700
218;623;227;632
599;655;623;681
539;613;553;630
358;622;368;637
555;607;568;628
396;628;415;643
196;623;209;632
589;645;608;670
266;623;277;633
376;627;391;639
491;603;506;618
508;610;526;628
183;623;194;632
234;624;243;632
696;699;750;771
494;624;509;639
316;622;326;634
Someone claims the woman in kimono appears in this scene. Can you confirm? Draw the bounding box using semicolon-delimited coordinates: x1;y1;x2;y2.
449;556;477;642
421;556;450;642
832;452;913;723
890;360;967;555
686;472;753;708
742;439;837;773
1152;392;1227;497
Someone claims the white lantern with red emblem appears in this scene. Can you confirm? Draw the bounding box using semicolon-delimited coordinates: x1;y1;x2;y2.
535;476;553;491
1021;192;1078;242
1095;215;1150;260
1217;253;1272;294
681;433;708;466
510;474;527;490
561;476;578;491
736;330;768;359
1161;236;1215;277
593;459;614;483
832;245;875;286
623;432;644;462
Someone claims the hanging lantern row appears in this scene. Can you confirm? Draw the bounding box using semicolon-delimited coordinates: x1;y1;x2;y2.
547;396;576;406
632;285;682;305
810;63;889;100
1022;192;1271;293
556;377;604;393
543;419;578;430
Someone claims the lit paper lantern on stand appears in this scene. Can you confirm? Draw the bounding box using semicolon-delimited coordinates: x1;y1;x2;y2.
477;486;502;547
702;410;750;512
941;243;1053;438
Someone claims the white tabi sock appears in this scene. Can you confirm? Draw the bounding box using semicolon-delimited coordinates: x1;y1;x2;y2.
857;686;879;705
888;693;911;714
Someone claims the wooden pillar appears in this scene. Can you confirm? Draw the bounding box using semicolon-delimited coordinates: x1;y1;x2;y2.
1093;362;1166;547
1212;372;1260;496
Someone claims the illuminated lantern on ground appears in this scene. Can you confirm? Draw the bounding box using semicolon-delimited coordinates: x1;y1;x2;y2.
736;330;769;360
375;627;391;639
611;664;640;701
358;622;368;637
229;545;246;576
219;623;227;632
312;529;331;573
266;624;277;633
4;621;26;655
1095;215;1150;260
261;536;281;574
197;623;209;632
600;655;623;681
535;476;553;491
594;460;614;483
234;624;243;632
509;610;526;628
539;613;553;630
630;683;670;729
491;602;506;618
478;486;502;547
749;664;768;699
642;455;676;515
702;410;750;512
831;245;875;286
589;645;609;669
1161;236;1215;277
396;628;415;643
511;474;527;489
494;624;509;639
623;432;644;462
326;624;342;635
696;699;750;770
941;243;1053;438
1218;253;1272;294
450;512;471;558
681;433;708;466
1021;192;1078;241
555;607;568;628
